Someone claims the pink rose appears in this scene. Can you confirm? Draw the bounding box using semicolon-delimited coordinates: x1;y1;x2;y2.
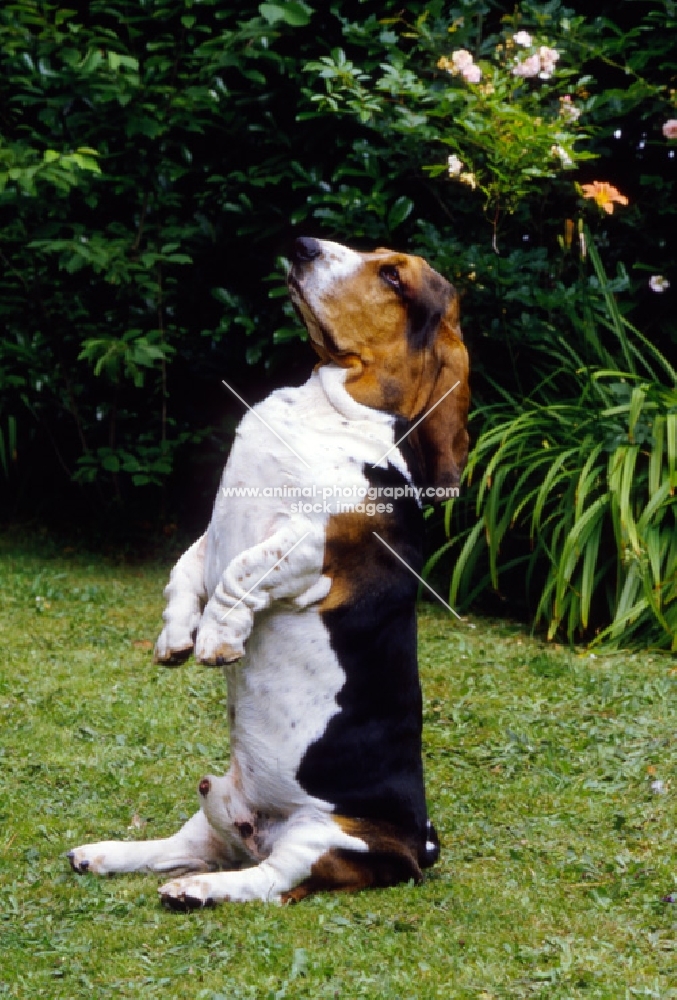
662;119;677;140
538;46;560;79
462;64;482;84
451;50;474;73
513;54;541;78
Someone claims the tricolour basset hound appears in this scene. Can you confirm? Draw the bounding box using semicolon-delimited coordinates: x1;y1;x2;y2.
68;238;470;907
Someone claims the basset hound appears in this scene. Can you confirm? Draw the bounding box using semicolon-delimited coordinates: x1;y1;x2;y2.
68;238;470;906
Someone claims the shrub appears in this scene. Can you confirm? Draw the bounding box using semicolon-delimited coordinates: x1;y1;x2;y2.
443;237;677;649
1;0;675;646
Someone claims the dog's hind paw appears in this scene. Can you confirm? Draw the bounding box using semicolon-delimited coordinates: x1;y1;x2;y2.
159;876;219;909
67;849;90;873
67;843;122;875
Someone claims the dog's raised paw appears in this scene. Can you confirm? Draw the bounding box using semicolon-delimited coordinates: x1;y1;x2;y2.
153;624;196;666
153;643;194;667
194;629;243;666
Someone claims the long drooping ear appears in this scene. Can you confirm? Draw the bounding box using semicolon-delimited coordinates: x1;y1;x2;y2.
407;293;470;492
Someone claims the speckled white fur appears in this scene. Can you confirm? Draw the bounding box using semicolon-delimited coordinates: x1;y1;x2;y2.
195;363;402;661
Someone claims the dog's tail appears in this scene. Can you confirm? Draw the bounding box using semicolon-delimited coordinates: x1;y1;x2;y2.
420;817;441;868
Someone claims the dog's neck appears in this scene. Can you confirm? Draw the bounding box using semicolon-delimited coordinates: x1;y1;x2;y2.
315;363;413;487
316;363;395;427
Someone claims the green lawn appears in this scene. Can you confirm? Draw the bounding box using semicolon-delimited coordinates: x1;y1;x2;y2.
1;534;676;999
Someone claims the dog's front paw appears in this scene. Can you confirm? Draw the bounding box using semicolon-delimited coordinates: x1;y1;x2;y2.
159;875;220;909
194;624;244;666
153;624;196;666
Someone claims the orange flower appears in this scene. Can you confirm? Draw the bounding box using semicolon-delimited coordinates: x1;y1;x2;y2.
580;181;629;214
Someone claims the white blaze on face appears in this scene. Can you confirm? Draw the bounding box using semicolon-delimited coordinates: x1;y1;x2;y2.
310;240;363;290
299;241;362;306
290;240;364;347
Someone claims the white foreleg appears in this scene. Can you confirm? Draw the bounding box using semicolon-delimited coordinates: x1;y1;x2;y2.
154;533;207;664
194;521;328;665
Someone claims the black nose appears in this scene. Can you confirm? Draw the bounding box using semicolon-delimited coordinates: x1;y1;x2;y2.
292;237;321;263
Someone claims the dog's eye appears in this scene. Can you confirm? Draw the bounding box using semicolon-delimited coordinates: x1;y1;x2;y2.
380;264;402;292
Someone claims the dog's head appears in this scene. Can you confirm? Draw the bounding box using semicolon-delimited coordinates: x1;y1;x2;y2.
288;237;470;490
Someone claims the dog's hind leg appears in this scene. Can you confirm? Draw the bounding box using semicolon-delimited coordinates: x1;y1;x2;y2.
68;807;245;877
157;811;370;907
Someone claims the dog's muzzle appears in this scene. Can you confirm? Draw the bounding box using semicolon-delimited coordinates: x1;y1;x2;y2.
291;236;322;264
